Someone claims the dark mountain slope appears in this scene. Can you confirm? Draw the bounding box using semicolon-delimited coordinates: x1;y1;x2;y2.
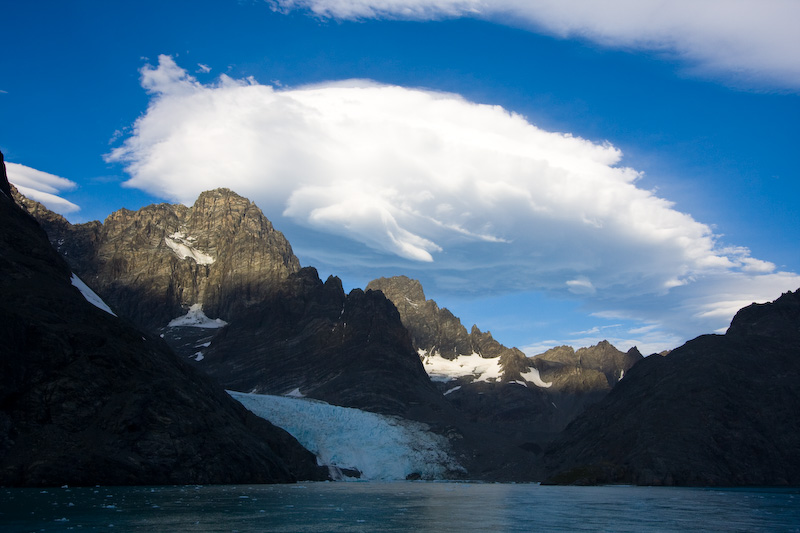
0;157;326;486
196;268;449;418
543;290;800;486
17;191;451;421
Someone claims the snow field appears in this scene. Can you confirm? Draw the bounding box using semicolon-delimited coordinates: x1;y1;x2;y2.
167;304;228;328
71;274;117;316
419;349;553;388
164;232;215;265
420;351;503;383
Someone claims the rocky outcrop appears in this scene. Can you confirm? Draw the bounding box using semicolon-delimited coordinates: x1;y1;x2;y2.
367;276;472;359
532;342;643;394
17;188;299;331
366;276;529;375
367;276;643;438
543;290;800;486
0;163;326;487
194;268;449;419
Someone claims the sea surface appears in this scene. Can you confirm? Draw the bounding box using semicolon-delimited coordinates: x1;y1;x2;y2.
2;482;798;532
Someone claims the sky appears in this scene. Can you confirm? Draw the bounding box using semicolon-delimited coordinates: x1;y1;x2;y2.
2;0;799;355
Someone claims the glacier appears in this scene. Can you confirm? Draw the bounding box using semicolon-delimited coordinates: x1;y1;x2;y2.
228;391;464;481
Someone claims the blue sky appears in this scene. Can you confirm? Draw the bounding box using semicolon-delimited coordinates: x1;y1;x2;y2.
2;0;799;354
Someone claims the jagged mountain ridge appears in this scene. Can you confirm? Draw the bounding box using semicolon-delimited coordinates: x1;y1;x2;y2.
0;157;326;487
15;188;299;331
367;275;643;435
194;267;450;418
543;289;800;486
13;181;800;486
366;276;526;365
16;190;452;421
16;188;592;480
367;275;641;389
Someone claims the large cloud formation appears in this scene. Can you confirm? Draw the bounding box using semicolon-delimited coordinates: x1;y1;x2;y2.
269;0;800;90
6;162;80;215
108;56;799;350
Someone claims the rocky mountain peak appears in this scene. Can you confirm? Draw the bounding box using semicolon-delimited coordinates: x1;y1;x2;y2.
727;289;800;340
18;189;301;331
367;276;473;359
533;340;643;391
368;275;427;304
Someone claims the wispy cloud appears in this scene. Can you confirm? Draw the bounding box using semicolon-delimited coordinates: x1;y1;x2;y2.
6;162;80;214
268;0;800;90
107;55;800;349
196;63;212;74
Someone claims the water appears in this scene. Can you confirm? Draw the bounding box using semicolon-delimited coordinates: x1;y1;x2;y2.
1;482;798;532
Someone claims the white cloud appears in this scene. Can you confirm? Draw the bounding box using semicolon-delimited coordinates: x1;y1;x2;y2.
268;0;800;90
107;56;800;349
196;63;212;73
6;162;80;214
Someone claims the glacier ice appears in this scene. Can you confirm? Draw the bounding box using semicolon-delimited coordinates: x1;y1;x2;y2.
229;391;464;481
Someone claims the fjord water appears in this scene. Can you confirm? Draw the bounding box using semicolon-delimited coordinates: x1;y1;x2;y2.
2;483;798;532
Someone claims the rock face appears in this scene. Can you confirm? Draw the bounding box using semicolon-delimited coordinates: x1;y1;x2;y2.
533;342;642;393
367;276;473;359
543;290;800;486
367;275;642;433
17;188;299;331
19;192;449;420
0;160;326;487
194;268;449;418
366;276;530;372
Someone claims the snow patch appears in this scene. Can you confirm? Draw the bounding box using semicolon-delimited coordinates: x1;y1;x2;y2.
70;274;117;316
229;391;464;481
443;385;461;396
520;366;553;388
508;380;528;387
421;352;503;383
164;233;215;265
167;304;228;328
285;387;305;398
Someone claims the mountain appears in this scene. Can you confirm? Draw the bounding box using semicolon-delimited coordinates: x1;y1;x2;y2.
0;155;326;487
367;275;642;433
193;268;449;419
15;191;453;420
17;190;568;480
543;289;800;486
366;276;528;366
16;188;299;332
15;186;648;482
